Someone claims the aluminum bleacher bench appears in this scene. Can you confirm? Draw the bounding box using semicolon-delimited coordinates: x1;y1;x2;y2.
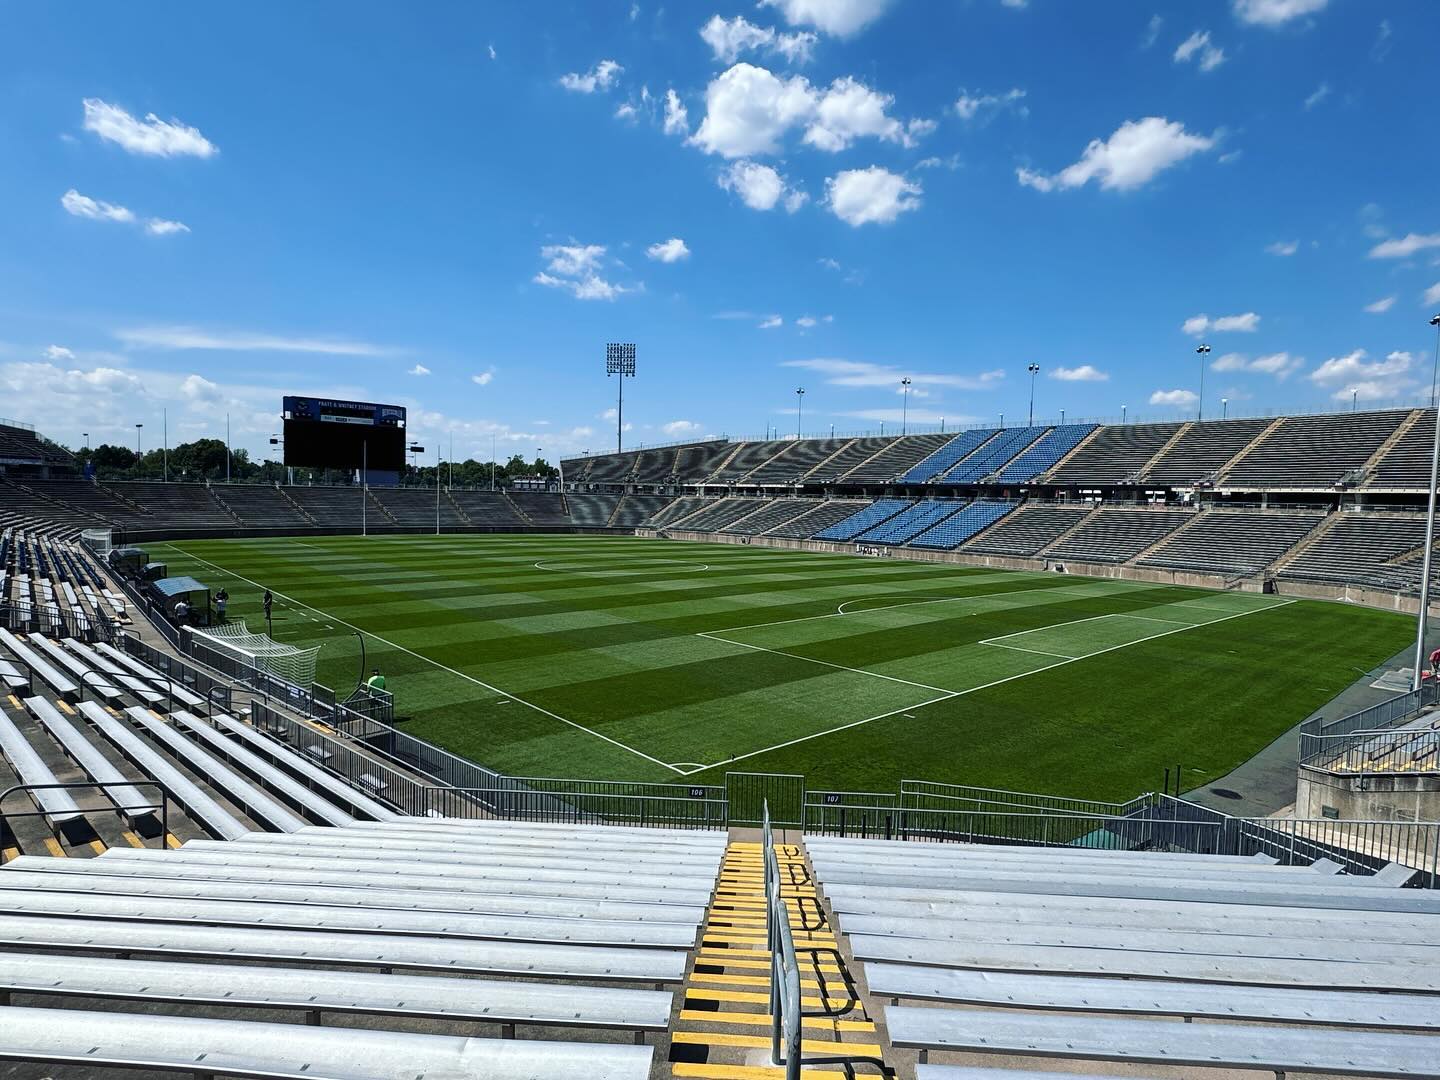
126;706;307;833
82;702;249;841
0;860;707;923
0;886;700;948
867;962;1440;1031
885;1005;1440;1078
24;633;123;706
0;913;692;982
22;847;715;907
0;951;672;1037
170;711;355;827
62;638;165;706
93;641;206;709
107;841;723;893
917;1069;1164;1080
0;1005;653;1080
824;888;1440;944
24;696;156;831
205;711;398;820
807;834;1293;870
0;657;29;694
0;708;88;842
814;873;1440;914
850;933;1440;992
352;816;728;843
0;627;76;699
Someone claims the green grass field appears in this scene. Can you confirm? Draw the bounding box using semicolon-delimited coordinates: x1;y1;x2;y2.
155;533;1414;799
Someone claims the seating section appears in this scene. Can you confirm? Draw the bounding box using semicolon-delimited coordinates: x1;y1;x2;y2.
1223;410;1409;487
808;834;1440;1080
508;492;569;524
369;487;467;526
720;498;817;534
705;441;792;484
1047;422;1185;484
1279;513;1431;590
669;497;769;532
1142;417;1273;486
0;421;72;467
964;504;1094;556
644;496;712;528
814;498;912;541
208;484;313;527
900;429;997;483
629;447;677;484
745;439;849;484
993;425;1098;484
610;494;671;526
856;499;966;545
938;428;1043;484
764;499;870;538
105;483;238;529
1045;508;1195;563
909;500;1019;550
839;434;952;483
804;437;893;482
1138;510;1326;576
564;494;621;527
448;490;525;525
283;485;367;526
1369;409;1436;488
670;442;730;484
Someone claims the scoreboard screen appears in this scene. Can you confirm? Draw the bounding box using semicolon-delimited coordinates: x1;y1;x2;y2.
282;396;406;471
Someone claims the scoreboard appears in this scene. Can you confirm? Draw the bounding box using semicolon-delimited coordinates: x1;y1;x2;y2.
281;396;406;471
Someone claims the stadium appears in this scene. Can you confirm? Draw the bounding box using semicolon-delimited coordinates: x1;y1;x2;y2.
4;2;1440;1078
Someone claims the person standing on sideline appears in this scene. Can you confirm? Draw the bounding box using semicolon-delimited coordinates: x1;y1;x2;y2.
366;669;386;692
215;588;228;622
174;599;190;626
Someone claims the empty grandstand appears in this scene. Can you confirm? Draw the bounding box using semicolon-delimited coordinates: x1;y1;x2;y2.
1046;507;1196;564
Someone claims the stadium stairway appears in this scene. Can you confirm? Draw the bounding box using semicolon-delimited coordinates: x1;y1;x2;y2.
670;836;888;1080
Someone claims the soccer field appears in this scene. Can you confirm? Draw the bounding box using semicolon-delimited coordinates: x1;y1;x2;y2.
157;533;1414;798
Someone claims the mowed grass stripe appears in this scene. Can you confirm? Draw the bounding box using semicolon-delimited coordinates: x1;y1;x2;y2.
159;535;1416;790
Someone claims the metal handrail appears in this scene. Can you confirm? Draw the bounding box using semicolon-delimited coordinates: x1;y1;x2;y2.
0;780;172;862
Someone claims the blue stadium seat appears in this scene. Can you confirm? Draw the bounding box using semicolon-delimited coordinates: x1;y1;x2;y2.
856;500;968;545
940;428;1047;484
899;429;998;483
993;425;1099;484
814;499;913;541
908;500;1019;549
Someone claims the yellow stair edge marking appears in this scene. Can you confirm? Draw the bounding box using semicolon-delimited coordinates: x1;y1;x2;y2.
164;833;182;850
121;831;145;849
672;1065;846;1080
56;700;76;715
677;1010;874;1033
692;957;841;974
686;985;851;1004
672;1031;883;1057
1;846;19;862
88;840;107;855
42;837;67;858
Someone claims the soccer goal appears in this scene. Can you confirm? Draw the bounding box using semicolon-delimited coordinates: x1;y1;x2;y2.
80;528;114;558
191;619;320;688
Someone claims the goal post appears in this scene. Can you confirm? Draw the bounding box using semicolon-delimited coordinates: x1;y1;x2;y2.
190;619;320;689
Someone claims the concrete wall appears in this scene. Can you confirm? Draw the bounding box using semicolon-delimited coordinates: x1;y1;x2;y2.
1296;766;1440;823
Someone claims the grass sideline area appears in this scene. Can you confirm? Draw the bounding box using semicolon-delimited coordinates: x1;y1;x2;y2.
156;533;1414;798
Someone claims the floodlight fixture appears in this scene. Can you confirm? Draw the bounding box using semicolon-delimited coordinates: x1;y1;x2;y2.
1194;343;1211;421
606;343;637;453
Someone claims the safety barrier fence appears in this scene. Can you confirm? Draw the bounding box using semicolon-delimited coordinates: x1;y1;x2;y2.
1300;725;1440;774
0;598;117;644
1299;678;1440;744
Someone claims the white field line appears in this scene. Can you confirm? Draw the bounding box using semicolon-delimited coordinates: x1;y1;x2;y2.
163;543;685;775
696;631;959;696
984;641;1079;661
1116;613;1197;626
694;599;1299;773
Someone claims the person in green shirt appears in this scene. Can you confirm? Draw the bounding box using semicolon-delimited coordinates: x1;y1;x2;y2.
366;669;386;692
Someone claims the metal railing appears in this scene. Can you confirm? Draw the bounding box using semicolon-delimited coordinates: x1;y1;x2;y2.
0;780;172;861
1234;816;1439;888
1298;679;1440;767
1301;725;1440;774
426;782;728;829
0;598;117;644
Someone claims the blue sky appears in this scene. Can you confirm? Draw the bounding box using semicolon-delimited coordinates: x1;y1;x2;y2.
2;0;1438;462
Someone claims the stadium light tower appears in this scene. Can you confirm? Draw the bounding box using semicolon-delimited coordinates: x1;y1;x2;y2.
795;387;804;439
1120;404;1127;425
1026;365;1039;428
900;377;912;434
1413;312;1440;690
606;343;637;454
134;423;143;458
82;432;89;450
1195;343;1211;421
1222;397;1229;419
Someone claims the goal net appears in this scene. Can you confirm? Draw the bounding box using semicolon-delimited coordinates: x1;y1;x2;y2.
191;619;320;688
80;528;114;558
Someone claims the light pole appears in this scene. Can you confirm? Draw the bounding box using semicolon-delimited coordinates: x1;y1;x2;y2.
435;444;441;536
134;423;143;468
1414;313;1440;690
1060;409;1065;425
1222;397;1228;419
1120;405;1126;425
490;434;496;491
1351;388;1358;413
900;377;912;435
795;387;805;439
1026;365;1039;428
606;343;637;454
1195;343;1211;421
82;432;89;451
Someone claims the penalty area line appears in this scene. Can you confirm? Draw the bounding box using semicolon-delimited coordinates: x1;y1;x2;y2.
162;543;685;776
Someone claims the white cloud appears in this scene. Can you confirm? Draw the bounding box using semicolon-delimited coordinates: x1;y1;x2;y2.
804;76;910;151
1017;117;1216;193
841;408;958;425
953;87;1027;122
1425;282;1440;306
717;159;806;212
783;357;1002;391
915;153;961;171
662;419;703;436
1365;296;1396;314
532;244;633;300
1050;364;1109;382
1369;233;1440;259
488;43;497;60
759;315;783;329
1001;0;1028;8
700;14;817;65
60;189;135;224
408;364;431;376
614;102;637;120
646;237;691;262
1213;351;1303;379
472;368;496;386
1265;239;1298;256
44;345;74;361
1182;312;1260;335
796;315;818;328
1173;30;1226;71
825;166;921;226
1140;14;1163;49
758;0;892;37
1233;0;1327;28
1150;389;1199;407
559;59;623;94
180;374;221;402
1309;349;1412;394
145;218;190;236
115;325;394;356
690;63;817;157
81;98;217;158
663;89;689;136
1303;82;1331;110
